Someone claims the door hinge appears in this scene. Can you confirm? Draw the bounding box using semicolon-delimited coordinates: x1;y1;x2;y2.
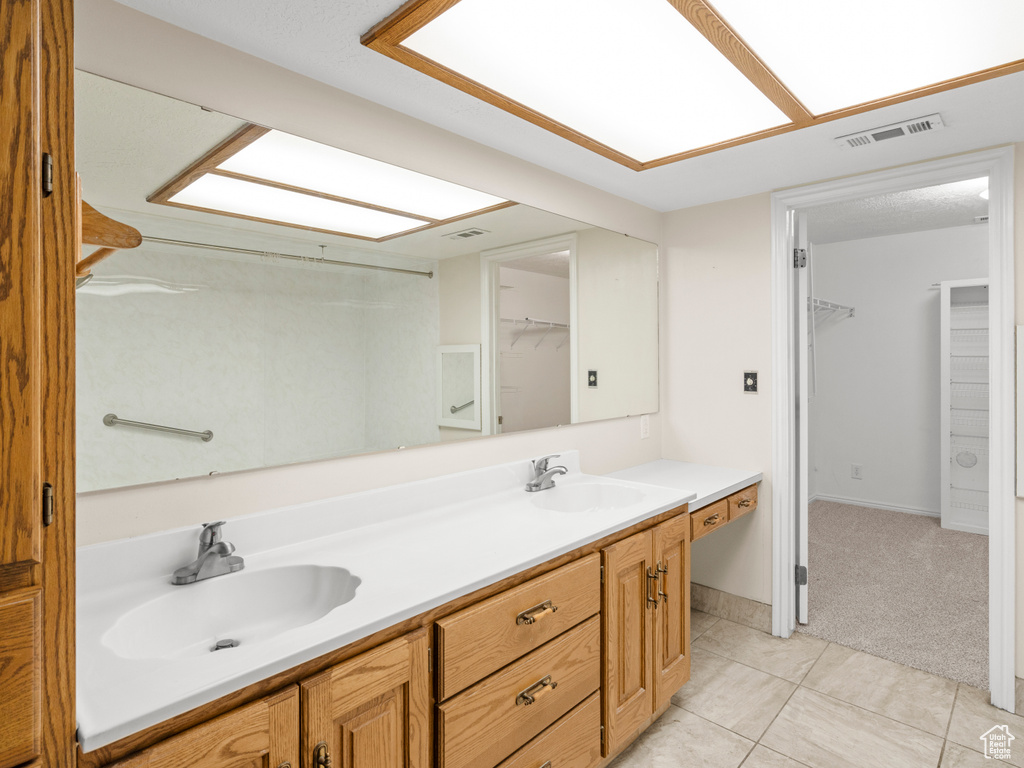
793;248;807;268
497;415;503;425
42;153;53;197
795;564;807;586
42;483;54;526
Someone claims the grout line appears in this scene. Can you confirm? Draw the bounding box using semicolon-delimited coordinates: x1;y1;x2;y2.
804;685;948;741
795;636;831;685
943;684;961;741
690;644;803;686
757;672;803;745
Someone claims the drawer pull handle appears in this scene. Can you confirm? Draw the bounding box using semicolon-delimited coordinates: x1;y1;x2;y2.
516;675;558;706
313;741;331;768
517;600;558;625
703;513;721;526
538;763;552;768
646;567;660;607
737;498;753;508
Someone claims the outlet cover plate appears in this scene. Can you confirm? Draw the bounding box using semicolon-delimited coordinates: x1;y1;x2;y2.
744;371;758;393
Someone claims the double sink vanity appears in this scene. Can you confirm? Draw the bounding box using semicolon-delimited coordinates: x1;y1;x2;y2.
77;452;760;768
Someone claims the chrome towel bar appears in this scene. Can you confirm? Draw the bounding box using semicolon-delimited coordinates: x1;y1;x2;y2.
103;413;213;442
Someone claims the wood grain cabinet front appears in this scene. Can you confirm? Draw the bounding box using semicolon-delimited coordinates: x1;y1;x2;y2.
300;629;430;768
496;693;602;768
435;554;600;700
602;517;691;758
103;687;299;768
437;616;601;768
0;588;41;768
728;485;758;521
690;499;728;542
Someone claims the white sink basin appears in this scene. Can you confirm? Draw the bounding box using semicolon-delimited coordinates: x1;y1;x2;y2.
529;482;645;514
102;565;360;660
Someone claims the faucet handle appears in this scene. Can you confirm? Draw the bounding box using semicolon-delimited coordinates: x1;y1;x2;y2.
200;521;227;546
532;454;561;473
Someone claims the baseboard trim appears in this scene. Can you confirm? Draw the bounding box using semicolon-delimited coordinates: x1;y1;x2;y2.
691;583;771;634
810;494;939;519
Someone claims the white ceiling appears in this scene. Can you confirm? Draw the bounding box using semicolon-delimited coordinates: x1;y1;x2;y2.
804;177;990;244
102;0;1024;212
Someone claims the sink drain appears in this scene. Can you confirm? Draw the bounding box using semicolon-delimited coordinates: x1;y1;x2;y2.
211;639;240;652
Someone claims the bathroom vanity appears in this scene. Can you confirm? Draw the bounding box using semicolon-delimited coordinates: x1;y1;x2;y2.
75;453;761;768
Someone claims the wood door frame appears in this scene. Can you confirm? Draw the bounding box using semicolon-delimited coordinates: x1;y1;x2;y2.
480;234;579;435
769;146;1016;710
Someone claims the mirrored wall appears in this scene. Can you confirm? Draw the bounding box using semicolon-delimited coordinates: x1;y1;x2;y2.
76;71;659;492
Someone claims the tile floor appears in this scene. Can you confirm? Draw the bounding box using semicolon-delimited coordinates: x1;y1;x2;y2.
609;611;1021;768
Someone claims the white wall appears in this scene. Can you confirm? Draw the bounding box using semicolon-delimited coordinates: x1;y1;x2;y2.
498;267;571;432
77;245;439;491
660;194;774;604
576;228;660;421
74;0;663;544
808;226;988;513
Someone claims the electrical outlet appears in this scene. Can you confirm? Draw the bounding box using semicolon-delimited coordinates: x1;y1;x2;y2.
851;464;863;480
640;414;650;439
744;371;758;393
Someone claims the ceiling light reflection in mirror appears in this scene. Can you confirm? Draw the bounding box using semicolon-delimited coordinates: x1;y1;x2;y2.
402;0;788;163
217;130;508;220
712;0;1024;115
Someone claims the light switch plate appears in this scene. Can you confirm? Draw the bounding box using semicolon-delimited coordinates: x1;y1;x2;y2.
744;371;758;393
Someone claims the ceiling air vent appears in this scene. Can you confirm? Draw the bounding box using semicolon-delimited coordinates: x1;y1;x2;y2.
446;227;490;241
834;114;945;149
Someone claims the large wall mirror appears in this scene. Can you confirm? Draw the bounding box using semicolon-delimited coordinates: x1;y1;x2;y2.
75;71;659;493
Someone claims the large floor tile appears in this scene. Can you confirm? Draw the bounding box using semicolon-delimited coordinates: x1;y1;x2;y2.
801;643;957;736
609;706;754;768
941;741;1012;767
693;619;827;683
692;609;720;641
673;648;796;740
946;685;1024;767
741;746;812;768
760;688;944;768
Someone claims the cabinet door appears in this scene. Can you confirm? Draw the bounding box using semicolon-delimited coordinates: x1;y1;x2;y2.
107;687;299;768
601;529;654;756
0;588;40;768
653;516;691;709
300;629;430;768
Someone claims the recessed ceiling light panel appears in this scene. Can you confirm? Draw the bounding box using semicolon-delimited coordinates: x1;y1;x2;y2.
712;0;1024;115
169;175;430;239
402;0;789;163
218;130;508;221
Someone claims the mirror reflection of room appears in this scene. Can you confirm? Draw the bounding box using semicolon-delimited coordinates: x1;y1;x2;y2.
74;70;659;492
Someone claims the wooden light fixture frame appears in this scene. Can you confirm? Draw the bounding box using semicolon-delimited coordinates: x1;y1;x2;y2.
148;123;515;242
362;0;1024;171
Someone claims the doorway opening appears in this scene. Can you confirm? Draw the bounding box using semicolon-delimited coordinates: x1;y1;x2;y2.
770;148;1015;710
795;177;990;688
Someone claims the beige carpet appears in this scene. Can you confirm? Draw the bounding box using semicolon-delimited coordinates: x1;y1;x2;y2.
797;499;988;688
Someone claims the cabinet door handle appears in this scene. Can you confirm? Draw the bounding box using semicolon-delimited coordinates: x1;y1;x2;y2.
538;763;552;768
313;741;331;768
737;498;753;508
646;567;660;607
703;513;721;526
516;675;558;706
656;561;669;602
516;599;559;625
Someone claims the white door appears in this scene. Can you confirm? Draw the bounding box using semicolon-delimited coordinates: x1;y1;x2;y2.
793;213;810;624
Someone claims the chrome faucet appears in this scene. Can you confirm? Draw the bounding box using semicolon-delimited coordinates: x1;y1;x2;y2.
171;521;245;585
526;454;568;492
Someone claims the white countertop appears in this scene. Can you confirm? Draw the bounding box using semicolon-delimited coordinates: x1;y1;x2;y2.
608;460;762;511
76;451;696;752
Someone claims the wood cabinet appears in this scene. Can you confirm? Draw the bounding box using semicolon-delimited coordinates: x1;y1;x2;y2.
300;629;430;768
105;688;299;768
602;517;691;757
1;0;76;766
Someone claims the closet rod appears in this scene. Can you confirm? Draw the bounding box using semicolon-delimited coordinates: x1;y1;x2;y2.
142;236;434;278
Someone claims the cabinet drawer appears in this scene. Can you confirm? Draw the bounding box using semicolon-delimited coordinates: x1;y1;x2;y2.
729;484;758;521
691;499;728;541
496;693;601;768
436;554;600;699
438;616;601;768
